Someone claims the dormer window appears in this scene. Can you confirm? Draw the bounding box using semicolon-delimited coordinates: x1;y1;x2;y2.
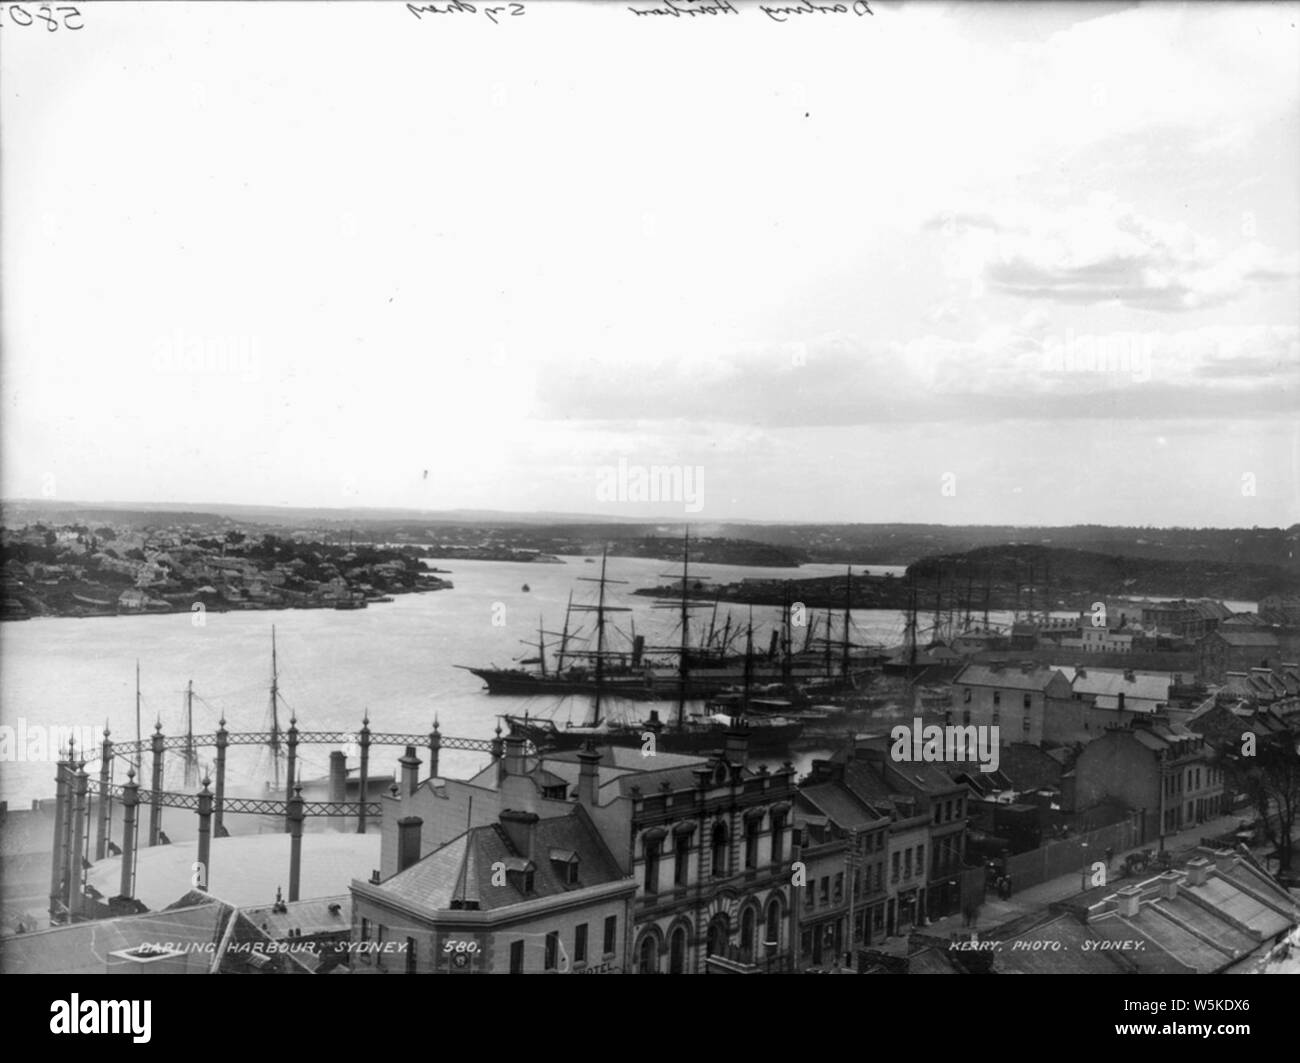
550;848;580;887
503;857;537;896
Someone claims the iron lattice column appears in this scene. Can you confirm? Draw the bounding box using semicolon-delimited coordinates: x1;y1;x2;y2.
48;751;70;925
148;722;164;846
95;728;112;860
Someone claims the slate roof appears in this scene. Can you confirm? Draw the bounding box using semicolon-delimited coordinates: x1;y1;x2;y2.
373;806;625;914
954;663;1067;692
797;782;886;830
1211;630;1281;647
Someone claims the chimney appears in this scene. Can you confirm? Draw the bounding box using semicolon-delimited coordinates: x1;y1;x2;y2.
499;810;539;863
1124;670;1135;682
723;725;750;767
631;634;645;668
1213;849;1235;874
503;733;526;777
1186;857;1210;887
399;746;420;797
397;816;423;872
1117;692;1125;711
1077;667;1086;678
576;742;600;806
1117;886;1142;918
1157;870;1180;900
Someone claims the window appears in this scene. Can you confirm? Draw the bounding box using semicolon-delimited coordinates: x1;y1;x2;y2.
891;851;900;884
644;837;661;895
804;882;814;909
874;863;883;891
904;848;912;880
360;917;369;942
674;833;691;887
945;799;952;821
833;872;844;902
765;901;781;956
603;915;617;956
711;822;729;878
770;811;786;863
575;923;588;965
544;931;559;972
1023;714;1031;734
993;691;1001;706
853;869;862;897
933;804;941;824
916;844;925;875
876;832;884;852
376;925;385;969
638;934;658;974
962;709;971;726
963;688;971;703
745;816;761;869
509;939;525;974
819;876;830;905
1023;693;1031;709
992;710;1000;726
955;799;963;818
670;926;688;974
405;937;417;974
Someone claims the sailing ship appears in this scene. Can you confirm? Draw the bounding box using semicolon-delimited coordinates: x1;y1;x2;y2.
501;541;804;755
460;544;878;702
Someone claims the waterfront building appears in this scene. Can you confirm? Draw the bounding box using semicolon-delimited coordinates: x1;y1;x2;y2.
1068;721;1225;839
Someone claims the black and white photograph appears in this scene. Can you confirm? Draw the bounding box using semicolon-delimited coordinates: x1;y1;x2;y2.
1;0;1298;1011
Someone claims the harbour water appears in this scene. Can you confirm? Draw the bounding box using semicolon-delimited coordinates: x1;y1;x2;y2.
0;556;912;807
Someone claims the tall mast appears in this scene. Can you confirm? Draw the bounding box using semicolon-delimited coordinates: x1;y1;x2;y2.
184;679;195;787
134;660;142;773
538;614;548;678
983;564;991;630
677;528;690;730
557;591;573;671
964;569;974;631
781;584;792;686
574;552;629;727
932;566;943;644
742;612;755;718
905;574;918;669
269;625;281;789
1027;562;1035;624
841;566;852;677
824;610;834;677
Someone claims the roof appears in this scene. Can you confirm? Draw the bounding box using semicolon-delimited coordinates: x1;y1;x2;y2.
371;806;625;914
0;896;311;975
242;895;350;939
954;663;1068;692
1060;668;1171;703
1211;630;1281;647
797;783;886;831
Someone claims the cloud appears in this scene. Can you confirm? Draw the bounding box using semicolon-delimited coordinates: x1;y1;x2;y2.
534;320;1299;428
926;198;1299;311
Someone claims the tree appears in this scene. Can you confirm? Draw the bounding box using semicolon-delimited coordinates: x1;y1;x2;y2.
1223;737;1300;873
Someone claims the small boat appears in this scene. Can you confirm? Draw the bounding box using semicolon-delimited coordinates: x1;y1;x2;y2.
521;584;530;592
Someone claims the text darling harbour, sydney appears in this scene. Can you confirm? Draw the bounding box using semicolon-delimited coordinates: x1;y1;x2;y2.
627;0;875;20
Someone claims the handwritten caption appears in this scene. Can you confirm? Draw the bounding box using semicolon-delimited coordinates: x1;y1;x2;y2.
0;4;84;29
401;1;873;23
407;1;525;22
628;0;873;18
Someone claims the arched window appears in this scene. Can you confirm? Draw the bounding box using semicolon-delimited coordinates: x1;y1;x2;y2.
711;822;729;878
638;933;659;974
765;898;781;956
669;926;687;974
706;914;729;958
740;907;756;963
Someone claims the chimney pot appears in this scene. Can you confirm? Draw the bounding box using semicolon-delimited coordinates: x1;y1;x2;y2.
1186;857;1210;887
1117;885;1142;918
397;816;423;872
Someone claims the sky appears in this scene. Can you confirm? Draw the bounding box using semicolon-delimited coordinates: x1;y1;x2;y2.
2;1;1298;526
